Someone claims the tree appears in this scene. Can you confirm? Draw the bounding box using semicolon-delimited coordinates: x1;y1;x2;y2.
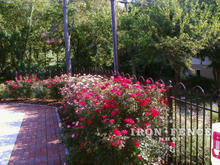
119;0;218;82
63;0;72;74
197;0;220;88
69;0;113;68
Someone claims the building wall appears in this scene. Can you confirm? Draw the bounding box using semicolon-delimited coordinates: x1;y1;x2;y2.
190;64;214;79
189;57;214;79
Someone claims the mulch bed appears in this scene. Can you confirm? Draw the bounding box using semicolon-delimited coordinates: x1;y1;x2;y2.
0;98;64;106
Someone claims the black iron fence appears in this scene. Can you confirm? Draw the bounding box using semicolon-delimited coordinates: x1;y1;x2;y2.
5;67;220;165
167;82;220;165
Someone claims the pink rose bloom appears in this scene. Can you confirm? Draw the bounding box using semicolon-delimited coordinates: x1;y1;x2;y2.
105;82;111;86
129;93;136;98
146;79;151;84
134;141;140;147
140;100;148;107
145;122;150;127
145;97;151;102
137;155;143;159
110;88;116;93
109;135;114;139
151;108;160;117
160;138;165;143
101;86;106;90
109;119;115;124
169;142;175;147
102;119;107;123
72;134;75;138
111;109;120;116
80;142;84;146
88;120;92;125
116;90;122;96
113;128;121;136
145;111;150;116
146;128;151;134
124;118;135;124
117;140;123;146
121;130;128;135
112;141;117;146
96;109;101;113
111;104;117;108
136;92;141;96
78;100;86;106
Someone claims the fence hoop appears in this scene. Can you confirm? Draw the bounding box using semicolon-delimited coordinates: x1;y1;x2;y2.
191;85;206;96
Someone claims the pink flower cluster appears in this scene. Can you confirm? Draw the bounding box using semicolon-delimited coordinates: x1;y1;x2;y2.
59;74;169;163
6;74;40;90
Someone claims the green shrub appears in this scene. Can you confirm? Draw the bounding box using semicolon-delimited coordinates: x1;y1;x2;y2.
60;75;171;165
183;76;216;93
0;83;8;99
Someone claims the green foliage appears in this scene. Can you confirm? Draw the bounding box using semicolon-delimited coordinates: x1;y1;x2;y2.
70;0;113;67
0;0;219;84
0;0;66;79
183;76;217;93
145;0;218;81
0;83;7;99
116;0;220;81
3;74;69;99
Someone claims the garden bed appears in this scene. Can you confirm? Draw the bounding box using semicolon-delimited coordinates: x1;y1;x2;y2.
0;74;174;165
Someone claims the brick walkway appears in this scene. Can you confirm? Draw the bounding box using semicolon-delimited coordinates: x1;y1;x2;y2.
0;103;65;165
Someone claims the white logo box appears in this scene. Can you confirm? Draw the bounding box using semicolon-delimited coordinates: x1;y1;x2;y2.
212;123;220;165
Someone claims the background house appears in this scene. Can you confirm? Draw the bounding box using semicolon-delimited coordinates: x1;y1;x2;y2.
189;57;214;79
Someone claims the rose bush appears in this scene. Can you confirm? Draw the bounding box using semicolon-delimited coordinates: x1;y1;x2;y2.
5;74;40;98
60;74;172;165
3;73;71;99
2;73;174;164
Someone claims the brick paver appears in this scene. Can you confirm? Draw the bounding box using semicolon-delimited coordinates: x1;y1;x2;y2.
0;103;66;165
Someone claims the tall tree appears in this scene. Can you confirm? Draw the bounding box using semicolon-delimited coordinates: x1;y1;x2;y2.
63;0;72;74
142;0;218;81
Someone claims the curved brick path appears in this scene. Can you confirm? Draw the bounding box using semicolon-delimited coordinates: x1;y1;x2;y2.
0;103;65;165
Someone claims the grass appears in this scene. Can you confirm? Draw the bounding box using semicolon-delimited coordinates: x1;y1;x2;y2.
170;99;219;165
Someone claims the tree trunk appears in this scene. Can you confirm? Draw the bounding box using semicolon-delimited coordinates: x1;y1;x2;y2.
174;64;181;83
131;48;136;75
110;0;119;74
63;0;72;74
213;65;220;89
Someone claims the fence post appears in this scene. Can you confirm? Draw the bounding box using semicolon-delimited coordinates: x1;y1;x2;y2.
218;91;220;122
167;81;173;164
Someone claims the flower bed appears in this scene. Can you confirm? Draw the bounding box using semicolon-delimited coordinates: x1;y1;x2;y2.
2;74;71;99
1;73;173;165
60;74;172;165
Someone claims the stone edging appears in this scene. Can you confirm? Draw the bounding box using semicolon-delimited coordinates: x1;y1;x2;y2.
55;105;69;156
